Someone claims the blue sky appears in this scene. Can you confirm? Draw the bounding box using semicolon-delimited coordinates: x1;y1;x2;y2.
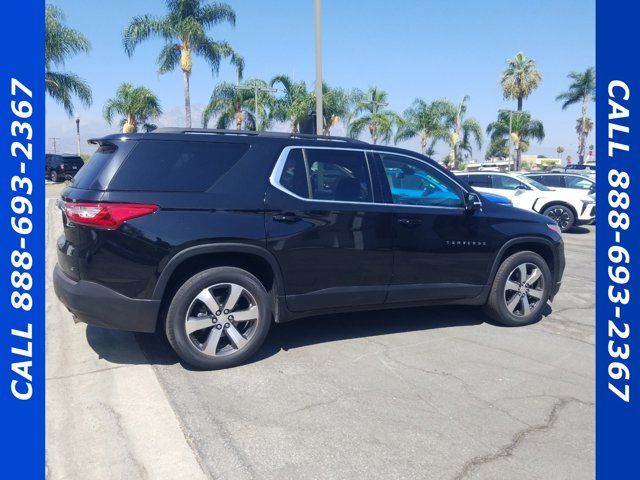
46;0;595;160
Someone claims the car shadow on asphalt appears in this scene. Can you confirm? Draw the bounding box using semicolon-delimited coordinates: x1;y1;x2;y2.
567;226;592;234
86;304;518;370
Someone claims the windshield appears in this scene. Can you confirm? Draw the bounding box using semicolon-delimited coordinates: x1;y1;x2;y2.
517;174;551;191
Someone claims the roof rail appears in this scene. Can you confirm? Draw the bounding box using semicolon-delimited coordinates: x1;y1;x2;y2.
150;128;368;144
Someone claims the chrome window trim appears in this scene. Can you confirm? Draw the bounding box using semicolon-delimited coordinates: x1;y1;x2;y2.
269;145;474;210
269;145;376;205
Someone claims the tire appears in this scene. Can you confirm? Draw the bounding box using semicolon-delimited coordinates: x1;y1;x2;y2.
50;170;59;183
483;251;552;327
542;204;575;232
165;267;272;369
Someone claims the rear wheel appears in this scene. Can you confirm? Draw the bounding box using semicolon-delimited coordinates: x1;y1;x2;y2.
484;251;551;326
165;267;271;369
543;204;574;232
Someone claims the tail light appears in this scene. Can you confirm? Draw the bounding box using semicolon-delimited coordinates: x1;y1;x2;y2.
62;202;159;229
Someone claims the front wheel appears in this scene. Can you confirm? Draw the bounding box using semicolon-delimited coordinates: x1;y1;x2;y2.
165;267;271;369
50;170;59;183
483;251;552;327
543;204;575;232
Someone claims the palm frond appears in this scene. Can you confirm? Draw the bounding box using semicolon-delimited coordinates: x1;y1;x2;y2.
45;71;92;116
122;15;171;56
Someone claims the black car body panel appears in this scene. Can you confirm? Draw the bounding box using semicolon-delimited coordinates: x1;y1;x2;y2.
54;130;564;332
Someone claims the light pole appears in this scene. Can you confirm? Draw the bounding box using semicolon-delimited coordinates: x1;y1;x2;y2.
234;82;277;131
498;109;525;171
75;117;81;156
314;0;323;135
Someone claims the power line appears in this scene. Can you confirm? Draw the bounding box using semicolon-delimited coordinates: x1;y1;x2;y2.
48;137;60;154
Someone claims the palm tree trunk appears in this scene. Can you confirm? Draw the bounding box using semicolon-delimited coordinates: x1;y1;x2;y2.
517;97;523;111
183;70;192;128
579;96;588;163
420;130;427;155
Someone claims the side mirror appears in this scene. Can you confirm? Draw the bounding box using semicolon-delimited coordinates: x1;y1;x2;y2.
464;192;482;212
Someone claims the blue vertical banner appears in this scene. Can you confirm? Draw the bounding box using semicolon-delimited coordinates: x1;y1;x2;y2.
596;0;639;477
0;0;45;478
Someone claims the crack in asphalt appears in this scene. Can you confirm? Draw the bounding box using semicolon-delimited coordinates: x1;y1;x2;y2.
452;396;594;480
385;356;532;428
46;364;130;382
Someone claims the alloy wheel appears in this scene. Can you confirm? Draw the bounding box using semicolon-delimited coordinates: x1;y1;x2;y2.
503;262;545;317
546;207;571;231
185;283;260;357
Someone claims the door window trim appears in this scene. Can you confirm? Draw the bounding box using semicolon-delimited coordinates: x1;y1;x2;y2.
270;146;376;204
270;146;474;210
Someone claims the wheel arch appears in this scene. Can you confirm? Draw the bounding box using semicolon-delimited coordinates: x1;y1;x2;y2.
538;200;578;219
153;243;285;303
488;237;557;286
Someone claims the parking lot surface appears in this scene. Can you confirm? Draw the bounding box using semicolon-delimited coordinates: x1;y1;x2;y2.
46;183;594;479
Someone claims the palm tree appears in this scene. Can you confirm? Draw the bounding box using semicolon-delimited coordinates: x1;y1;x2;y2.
500;52;542;111
395;99;450;154
103;83;162;133
202;79;274;130
486;111;545;169
348;87;401;144
45;5;92;116
556;67;596;163
575;117;594;162
342;89;366;137
123;0;244;129
556;146;565;161
269;75;314;133
485;137;509;161
321;84;351;135
442;96;483;168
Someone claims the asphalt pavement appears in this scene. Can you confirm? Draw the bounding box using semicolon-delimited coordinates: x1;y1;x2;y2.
46;182;594;480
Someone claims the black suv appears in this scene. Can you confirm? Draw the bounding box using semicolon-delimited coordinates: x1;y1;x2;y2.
46;153;85;182
54;129;565;369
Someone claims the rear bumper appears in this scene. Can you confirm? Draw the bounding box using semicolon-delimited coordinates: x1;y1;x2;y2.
53;264;160;333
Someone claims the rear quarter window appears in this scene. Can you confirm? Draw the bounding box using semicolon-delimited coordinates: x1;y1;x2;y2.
109;140;250;192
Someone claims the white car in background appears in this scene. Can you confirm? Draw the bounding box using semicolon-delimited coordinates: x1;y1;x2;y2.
456;172;595;232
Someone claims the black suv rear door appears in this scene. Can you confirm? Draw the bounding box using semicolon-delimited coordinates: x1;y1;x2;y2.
265;146;394;312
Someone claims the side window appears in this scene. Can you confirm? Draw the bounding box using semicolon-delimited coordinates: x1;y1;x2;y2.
466;174;491;188
380;153;464;207
547;175;565;187
304;149;372;202
493;175;529;190
109;140;249;192
279;149;309;198
565;176;593;190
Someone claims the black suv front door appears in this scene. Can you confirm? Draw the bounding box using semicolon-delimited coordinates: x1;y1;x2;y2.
266;147;394;312
372;152;495;303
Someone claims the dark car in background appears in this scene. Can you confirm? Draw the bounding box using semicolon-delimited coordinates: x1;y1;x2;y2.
46;153;85;182
53;129;565;369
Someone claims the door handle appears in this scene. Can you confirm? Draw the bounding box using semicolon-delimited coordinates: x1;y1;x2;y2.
397;217;422;227
272;213;300;224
